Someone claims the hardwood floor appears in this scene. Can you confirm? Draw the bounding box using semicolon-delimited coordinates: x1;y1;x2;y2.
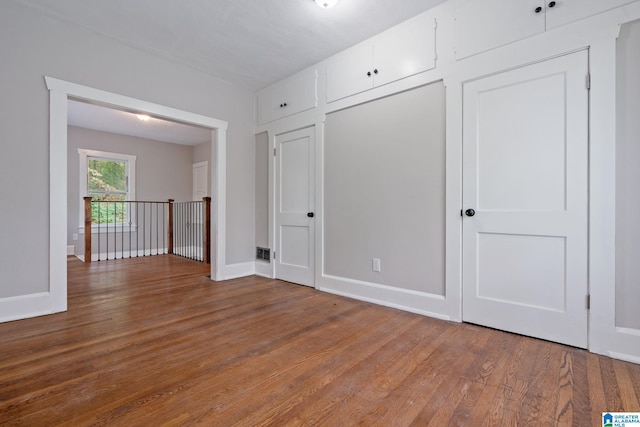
1;256;638;426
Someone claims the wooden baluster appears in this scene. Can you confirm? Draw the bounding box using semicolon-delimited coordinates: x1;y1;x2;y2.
203;197;211;264
168;199;174;255
83;197;92;263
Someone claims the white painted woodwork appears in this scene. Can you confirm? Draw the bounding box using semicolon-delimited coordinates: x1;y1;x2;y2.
326;43;374;103
275;127;315;287
455;0;544;59
545;0;638;29
192;161;208;201
373;15;437;87
455;0;639;60
462;50;589;348
326;13;437;102
257;69;317;125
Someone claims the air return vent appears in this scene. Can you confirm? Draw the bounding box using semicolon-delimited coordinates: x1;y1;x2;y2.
256;247;271;262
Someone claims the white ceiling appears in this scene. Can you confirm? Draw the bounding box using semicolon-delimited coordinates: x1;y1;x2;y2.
68;100;212;146
18;0;447;143
13;0;447;91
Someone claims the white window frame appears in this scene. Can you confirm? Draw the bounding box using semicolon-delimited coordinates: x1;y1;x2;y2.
78;149;137;233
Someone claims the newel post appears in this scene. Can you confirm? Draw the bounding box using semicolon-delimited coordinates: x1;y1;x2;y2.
203;197;211;264
83;197;92;263
168;199;174;255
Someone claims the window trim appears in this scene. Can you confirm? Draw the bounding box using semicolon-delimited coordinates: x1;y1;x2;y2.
78;149;136;233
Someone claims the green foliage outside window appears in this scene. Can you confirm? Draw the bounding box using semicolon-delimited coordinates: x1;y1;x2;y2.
88;158;129;224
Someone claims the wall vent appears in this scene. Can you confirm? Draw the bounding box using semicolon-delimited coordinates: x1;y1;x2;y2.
256;247;271;262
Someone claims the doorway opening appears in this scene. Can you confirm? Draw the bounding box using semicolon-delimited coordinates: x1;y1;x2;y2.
46;76;228;314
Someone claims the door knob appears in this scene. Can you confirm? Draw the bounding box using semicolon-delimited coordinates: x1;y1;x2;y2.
465;209;476;217
535;6;542;13
548;1;556;7
307;212;315;218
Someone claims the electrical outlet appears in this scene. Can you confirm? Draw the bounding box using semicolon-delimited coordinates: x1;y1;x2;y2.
372;258;381;272
72;233;78;241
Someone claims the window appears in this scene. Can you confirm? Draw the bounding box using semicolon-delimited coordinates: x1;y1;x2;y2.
78;149;136;230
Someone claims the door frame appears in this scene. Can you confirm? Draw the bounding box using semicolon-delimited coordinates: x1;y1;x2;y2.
46;76;228;317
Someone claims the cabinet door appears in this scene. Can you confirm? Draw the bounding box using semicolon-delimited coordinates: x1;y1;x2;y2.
455;0;544;59
257;69;317;125
545;0;638;29
326;44;374;103
373;14;437;87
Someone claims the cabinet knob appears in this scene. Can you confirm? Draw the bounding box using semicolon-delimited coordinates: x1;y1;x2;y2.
535;6;542;13
367;71;372;77
279;102;287;108
373;69;378;74
548;1;556;7
283;102;287;107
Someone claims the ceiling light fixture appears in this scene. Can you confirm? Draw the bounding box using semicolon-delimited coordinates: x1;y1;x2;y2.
136;114;151;122
314;0;338;8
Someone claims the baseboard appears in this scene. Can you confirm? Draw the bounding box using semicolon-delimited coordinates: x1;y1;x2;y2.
0;292;63;323
318;274;452;321
254;261;273;278
222;262;255;280
90;248;170;261
608;351;640;365
67;245;75;256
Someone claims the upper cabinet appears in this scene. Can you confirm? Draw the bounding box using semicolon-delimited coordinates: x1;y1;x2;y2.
545;0;638;29
257;68;317;125
455;0;638;59
326;13;438;103
455;0;544;59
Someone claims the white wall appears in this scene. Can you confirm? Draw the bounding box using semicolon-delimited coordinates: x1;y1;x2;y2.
616;19;640;330
0;1;255;300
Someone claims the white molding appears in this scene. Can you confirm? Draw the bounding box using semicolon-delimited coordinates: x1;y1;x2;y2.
222;262;255;280
211;128;227;281
608;351;640;365
90;249;170;261
318;274;451;321
254;261;273;278
49;86;68;314
0;292;55;323
41;76;228;323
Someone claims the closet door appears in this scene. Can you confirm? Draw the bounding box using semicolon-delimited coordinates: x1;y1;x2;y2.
462;50;589;348
275;127;315;287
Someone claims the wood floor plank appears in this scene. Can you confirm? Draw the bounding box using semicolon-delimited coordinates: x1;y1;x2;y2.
0;256;638;426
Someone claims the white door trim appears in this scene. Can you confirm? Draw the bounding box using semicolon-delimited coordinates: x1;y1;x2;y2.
45;76;228;319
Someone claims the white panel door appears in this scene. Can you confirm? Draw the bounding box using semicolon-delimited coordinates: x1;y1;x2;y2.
275;127;315;287
462;50;589;348
192;161;208;201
